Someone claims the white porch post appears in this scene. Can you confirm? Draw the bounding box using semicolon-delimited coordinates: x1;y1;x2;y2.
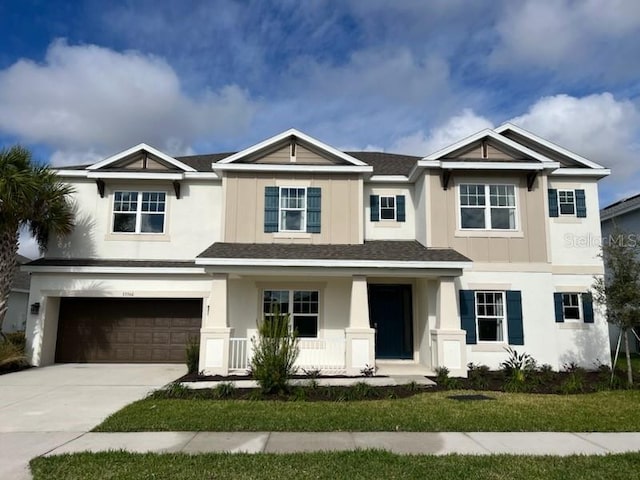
345;275;375;375
199;273;232;375
430;276;467;377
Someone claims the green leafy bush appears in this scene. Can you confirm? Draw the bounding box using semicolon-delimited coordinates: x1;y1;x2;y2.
467;363;491;390
501;347;537;392
185;336;200;374
214;382;236;399
435;366;458;389
250;309;299;394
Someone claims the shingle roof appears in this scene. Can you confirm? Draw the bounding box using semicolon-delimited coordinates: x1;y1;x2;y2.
56;150;421;177
25;259;198;268
197;241;470;263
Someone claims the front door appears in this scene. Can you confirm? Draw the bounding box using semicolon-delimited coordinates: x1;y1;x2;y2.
368;284;413;359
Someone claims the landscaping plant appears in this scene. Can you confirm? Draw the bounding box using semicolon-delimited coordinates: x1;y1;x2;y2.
500;347;536;392
250;308;299;394
185;336;200;374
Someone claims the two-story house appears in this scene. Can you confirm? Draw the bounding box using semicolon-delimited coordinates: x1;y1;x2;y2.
24;124;611;376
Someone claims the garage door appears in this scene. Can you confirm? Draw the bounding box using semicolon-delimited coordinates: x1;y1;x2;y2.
55;298;202;363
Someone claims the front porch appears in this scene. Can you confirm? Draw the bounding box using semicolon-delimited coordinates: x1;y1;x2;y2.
199;272;470;377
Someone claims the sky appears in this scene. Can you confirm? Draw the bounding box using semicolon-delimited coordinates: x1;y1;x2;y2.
1;0;639;257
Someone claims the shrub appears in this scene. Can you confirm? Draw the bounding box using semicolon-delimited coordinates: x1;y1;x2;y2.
185;336;200;374
360;364;377;377
302;368;322;378
435;366;458;389
501;347;537;392
467;362;491;390
250;309;299;394
157;382;191;399
4;331;26;351
214;381;236;399
559;362;587;394
349;381;377;400
0;335;27;369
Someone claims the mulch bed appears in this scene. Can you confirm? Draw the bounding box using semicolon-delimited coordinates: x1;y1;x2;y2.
178;372;387;383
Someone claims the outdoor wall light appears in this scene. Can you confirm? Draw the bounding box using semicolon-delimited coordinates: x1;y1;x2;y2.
30;302;40;315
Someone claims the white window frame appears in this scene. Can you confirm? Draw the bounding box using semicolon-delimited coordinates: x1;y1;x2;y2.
475;291;507;343
558;190;576;216
112;190;167;234
263;289;320;338
278;187;307;232
379;195;396;221
562;292;582;322
459;183;518;231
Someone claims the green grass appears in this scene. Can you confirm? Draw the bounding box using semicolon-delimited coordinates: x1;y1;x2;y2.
30;451;640;479
95;390;640;432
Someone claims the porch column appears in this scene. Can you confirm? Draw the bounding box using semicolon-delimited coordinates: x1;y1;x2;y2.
199;273;232;375
430;276;467;377
345;275;375;375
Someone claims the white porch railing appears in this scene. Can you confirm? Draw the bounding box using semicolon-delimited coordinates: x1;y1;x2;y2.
228;336;346;372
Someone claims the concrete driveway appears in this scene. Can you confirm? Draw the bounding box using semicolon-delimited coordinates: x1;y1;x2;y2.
0;363;185;479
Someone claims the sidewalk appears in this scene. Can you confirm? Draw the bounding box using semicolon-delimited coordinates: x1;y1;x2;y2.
44;431;640;456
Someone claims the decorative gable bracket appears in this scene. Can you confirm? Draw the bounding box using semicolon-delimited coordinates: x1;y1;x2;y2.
95;179;105;198
441;169;453;190
526;171;538;191
173;181;181;199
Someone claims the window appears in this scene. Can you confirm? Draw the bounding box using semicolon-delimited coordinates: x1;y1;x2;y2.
279;187;306;231
460;184;516;230
113;191;166;233
475;291;506;342
379;196;396;220
562;293;581;321
558;190;576;215
263;289;319;337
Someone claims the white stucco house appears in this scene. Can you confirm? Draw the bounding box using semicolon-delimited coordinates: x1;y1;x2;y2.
23;124;611;376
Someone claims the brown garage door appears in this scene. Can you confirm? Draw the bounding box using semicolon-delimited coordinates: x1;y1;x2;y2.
55;298;202;363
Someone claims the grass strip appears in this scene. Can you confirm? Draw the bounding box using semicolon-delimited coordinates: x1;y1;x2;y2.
95;390;640;432
31;451;640;480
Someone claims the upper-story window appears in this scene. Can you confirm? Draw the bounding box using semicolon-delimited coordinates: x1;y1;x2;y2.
369;195;406;222
113;191;166;234
264;186;321;234
558;190;576;215
379;196;396;220
459;184;517;230
279;187;306;231
548;189;586;218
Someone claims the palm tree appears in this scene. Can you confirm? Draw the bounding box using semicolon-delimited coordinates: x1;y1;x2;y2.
0;146;74;332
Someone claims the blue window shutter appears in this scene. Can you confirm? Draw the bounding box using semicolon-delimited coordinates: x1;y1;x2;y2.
396;195;406;222
307;187;321;233
506;290;524;345
264;186;279;233
582;293;594;323
459;290;477;344
554;293;564;323
370;195;380;221
575;189;587;218
548;189;559;217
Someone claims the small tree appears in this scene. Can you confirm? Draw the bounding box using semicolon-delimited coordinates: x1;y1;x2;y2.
0;146;74;333
250;308;299;394
592;228;640;386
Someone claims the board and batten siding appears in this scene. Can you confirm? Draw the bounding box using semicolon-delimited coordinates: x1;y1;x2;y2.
428;172;549;263
223;172;362;244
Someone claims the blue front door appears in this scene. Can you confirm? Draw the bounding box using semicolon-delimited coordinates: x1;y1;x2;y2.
368;284;413;359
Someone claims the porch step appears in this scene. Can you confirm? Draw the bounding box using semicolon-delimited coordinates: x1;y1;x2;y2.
375;362;434;377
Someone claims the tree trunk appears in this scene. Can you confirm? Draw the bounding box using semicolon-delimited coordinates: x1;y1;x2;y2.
624;329;633;386
0;225;20;333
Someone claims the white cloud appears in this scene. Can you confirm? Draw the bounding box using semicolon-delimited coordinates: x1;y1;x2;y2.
391;109;493;155
0;40;256;165
508;93;640;175
491;0;640;80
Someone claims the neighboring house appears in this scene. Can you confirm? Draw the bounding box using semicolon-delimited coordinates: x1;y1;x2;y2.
3;255;31;333
600;193;640;354
23;124;611;376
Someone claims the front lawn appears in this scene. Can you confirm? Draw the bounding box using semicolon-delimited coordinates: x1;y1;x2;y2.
95;389;640;432
30;451;640;479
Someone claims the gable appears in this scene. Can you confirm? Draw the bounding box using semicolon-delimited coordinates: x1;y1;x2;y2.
249;142;343;166
106;151;181;171
448;139;532;162
499;131;587;168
